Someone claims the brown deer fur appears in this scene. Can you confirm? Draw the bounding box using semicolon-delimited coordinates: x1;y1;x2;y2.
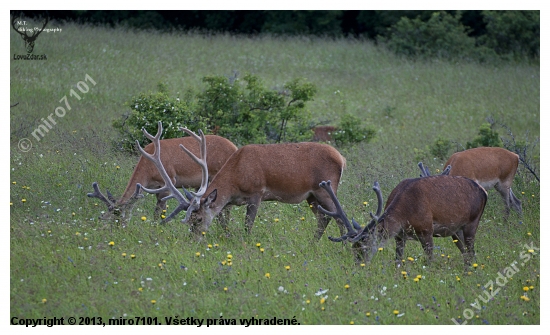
444;147;521;218
97;135;237;222
321;176;487;266
187;142;347;239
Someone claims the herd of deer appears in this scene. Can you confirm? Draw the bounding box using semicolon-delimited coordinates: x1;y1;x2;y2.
88;121;522;267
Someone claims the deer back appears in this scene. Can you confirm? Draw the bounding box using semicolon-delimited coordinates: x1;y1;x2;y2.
381;176;487;238
206;142;346;205
118;135;237;204
444;147;519;189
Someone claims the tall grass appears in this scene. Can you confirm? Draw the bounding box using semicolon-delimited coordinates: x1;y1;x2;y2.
10;21;539;325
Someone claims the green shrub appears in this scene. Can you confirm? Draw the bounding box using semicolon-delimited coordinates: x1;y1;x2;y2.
113;74;317;152
112;83;206;152
332;113;376;147
429;136;452;160
196;74;316;146
466;122;503;148
413;147;428;163
412;136;451;162
479;10;539;60
381;11;477;61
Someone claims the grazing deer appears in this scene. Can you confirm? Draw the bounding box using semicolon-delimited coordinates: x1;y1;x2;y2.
87;125;237;226
318;176;487;266
443;147;522;219
140;123;347;239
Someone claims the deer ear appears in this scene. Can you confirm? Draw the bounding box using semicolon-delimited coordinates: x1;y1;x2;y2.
204;189;217;207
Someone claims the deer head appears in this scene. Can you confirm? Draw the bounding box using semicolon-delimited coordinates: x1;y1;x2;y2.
87;182;143;226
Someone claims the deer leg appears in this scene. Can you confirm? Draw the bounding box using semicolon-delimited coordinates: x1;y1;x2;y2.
418;233;434;263
216;205;232;237
494;183;513;220
509;188;523;216
452;231;466;253
245;198;261;234
395;236;406;264
461;227;477;266
307;196;331;240
154;191;169;219
310;194;345;240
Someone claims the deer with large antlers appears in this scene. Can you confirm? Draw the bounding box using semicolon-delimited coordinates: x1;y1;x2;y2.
141;124;347;239
87;123;237;226
12;16;49;54
318;175;487;266
443;147;522;219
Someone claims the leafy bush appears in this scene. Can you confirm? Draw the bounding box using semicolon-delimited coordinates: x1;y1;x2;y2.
413;136;451;162
332;113;376;147
196;74;316;146
429;136;452;161
381;11;478;61
112;83;206;152
113;74;318;152
466;122;503;148
479;10;539;60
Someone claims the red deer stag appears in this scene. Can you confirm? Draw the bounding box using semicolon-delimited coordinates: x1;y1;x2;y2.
87;123;237;226
317;176;487;266
141;125;347;239
443;147;522;219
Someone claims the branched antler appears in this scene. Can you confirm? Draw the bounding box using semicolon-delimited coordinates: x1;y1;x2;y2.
317;180;359;242
136;121;209;223
351;182;384;243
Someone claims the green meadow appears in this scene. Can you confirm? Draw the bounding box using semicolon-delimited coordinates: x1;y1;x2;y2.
10;22;539;325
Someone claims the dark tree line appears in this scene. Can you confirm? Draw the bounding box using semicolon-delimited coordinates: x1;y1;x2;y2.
7;10;518;36
11;10;539;60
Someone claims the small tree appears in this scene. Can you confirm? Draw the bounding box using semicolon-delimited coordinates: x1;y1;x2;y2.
466;122;503;149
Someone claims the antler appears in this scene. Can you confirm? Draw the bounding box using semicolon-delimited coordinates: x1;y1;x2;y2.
178;127;209;223
350;181;384;243
136;121;209;224
418;162;452;177
418;162;431;177
87;182;143;211
317;180;360;242
87;182;115;210
136;122;191;223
